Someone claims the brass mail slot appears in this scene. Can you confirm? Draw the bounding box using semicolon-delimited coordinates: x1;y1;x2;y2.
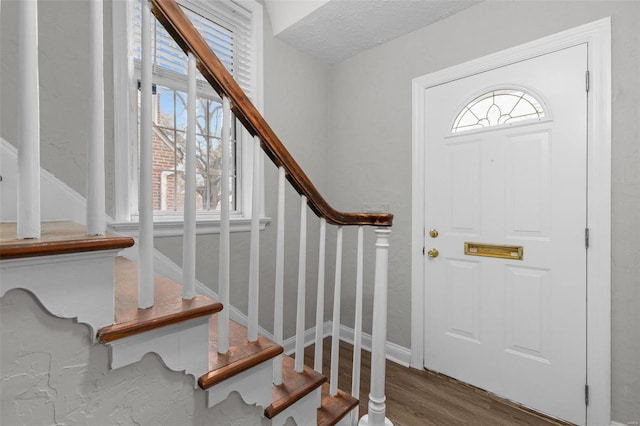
464;242;523;260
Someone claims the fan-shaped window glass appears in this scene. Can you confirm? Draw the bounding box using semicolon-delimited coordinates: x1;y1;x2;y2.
452;89;545;133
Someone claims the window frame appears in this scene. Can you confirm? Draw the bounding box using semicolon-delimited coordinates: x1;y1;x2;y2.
111;0;266;236
448;85;552;136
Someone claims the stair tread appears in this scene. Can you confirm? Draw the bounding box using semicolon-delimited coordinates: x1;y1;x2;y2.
264;354;327;419
0;221;134;259
97;257;223;343
317;383;360;426
198;316;283;389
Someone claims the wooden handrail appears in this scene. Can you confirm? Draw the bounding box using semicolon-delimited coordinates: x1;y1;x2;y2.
149;0;393;227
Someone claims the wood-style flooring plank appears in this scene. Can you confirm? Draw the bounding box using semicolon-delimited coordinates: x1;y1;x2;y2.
304;338;572;426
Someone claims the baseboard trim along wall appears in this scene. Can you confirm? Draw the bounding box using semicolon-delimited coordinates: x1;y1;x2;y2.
142;247;414;368
282;321;411;368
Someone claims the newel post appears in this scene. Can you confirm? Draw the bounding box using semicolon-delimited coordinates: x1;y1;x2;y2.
360;228;393;426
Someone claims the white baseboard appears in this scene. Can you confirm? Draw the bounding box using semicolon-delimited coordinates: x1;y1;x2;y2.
283;321;332;355
611;421;637;426
1;137;87;224
337;323;412;367
281;320;412;368
122;249;414;368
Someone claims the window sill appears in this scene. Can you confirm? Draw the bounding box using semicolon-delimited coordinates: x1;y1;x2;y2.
109;216;271;237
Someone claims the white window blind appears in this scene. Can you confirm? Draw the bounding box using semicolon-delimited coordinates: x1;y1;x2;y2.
133;0;254;94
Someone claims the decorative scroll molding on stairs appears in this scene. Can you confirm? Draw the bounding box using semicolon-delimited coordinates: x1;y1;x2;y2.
0;222;133;336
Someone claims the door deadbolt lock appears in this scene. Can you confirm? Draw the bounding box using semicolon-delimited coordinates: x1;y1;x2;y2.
427;248;439;258
429;229;439;238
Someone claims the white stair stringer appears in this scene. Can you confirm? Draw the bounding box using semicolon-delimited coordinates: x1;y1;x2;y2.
105;315;211;388
0;251;118;339
267;387;322;426
206;360;274;409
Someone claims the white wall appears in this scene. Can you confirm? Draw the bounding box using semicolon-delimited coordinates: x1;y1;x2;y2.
326;2;639;423
0;289;266;425
1;0;93;202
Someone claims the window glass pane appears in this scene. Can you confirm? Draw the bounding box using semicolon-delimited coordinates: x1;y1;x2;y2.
171;170;186;211
452;89;545;133
175;91;187;131
158;127;175;144
196;99;208;137
209;101;223;138
142;88;235;213
156;86;175;128
134;0;244;215
174;131;187;161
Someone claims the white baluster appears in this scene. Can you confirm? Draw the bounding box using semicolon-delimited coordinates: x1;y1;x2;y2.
138;0;154;309
247;136;261;342
314;218;327;373
17;0;41;239
217;96;232;353
182;53;197;300
87;0;105;236
351;226;364;426
359;228;393;426
294;196;307;373
330;226;343;396
273;167;286;384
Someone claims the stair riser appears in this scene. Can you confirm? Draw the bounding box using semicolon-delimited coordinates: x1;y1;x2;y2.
0;251;117;336
337;409;358;426
206;361;274;408
107;316;211;387
268;387;321;426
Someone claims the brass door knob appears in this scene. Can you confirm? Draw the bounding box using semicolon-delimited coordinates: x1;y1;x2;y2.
427;248;439;258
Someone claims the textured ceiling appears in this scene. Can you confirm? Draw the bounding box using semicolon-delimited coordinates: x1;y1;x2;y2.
273;0;480;64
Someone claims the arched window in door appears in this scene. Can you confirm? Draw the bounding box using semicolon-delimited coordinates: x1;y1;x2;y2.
451;89;545;133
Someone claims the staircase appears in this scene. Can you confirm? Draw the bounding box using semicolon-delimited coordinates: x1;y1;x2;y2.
0;0;393;424
1;222;360;425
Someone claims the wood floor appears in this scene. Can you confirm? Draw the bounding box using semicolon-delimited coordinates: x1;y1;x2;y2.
303;339;572;426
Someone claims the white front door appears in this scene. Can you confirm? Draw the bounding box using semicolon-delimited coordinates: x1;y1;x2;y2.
423;44;588;424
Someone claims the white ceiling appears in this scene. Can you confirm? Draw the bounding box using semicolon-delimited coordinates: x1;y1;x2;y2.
266;0;480;64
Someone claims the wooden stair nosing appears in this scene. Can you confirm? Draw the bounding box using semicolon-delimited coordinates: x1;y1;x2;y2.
317;383;360;426
0;221;134;260
97;257;223;343
97;297;223;343
198;317;283;390
264;355;328;419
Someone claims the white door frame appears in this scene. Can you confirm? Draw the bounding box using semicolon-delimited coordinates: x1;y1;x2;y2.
411;18;611;425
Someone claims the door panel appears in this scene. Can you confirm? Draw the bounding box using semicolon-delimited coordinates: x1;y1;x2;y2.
506;131;551;237
445;259;481;342
504;265;552;362
424;44;587;424
447;141;481;233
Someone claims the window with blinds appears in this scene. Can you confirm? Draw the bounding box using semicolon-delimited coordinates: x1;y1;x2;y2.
131;0;257;215
132;0;254;95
